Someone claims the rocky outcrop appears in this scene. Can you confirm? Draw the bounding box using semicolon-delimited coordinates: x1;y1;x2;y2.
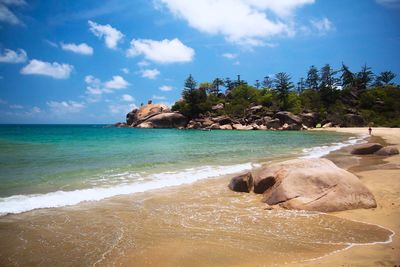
232;123;253;130
351;143;383;155
299;112;317;128
274;111;302;125
140;112;188;128
229;172;253;193
253;158;376;212
375;146;399;156
126;104;187;129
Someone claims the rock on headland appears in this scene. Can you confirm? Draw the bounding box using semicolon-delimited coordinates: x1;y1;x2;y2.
125;103;188;128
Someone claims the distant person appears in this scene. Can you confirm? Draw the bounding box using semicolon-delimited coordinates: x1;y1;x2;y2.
368;127;372;135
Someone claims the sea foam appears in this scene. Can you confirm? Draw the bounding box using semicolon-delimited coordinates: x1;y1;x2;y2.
0;162;257;215
300;134;368;159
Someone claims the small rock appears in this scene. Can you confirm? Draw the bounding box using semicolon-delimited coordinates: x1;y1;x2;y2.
351;143;383;155
374;146;399;156
229;172;253;193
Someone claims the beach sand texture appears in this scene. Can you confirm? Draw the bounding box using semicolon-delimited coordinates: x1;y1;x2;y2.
297;127;400;267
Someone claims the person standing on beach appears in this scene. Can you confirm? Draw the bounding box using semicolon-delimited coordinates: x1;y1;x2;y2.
369;127;372;135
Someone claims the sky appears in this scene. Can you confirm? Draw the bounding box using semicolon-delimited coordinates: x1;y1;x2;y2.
0;0;399;124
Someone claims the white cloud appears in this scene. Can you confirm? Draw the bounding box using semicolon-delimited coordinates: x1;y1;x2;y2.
84;75;130;102
109;103;137;114
141;68;160;79
156;0;315;46
233;61;240;65
121;67;129;74
61;42;93;55
159;85;173;91
0;0;26;25
47;100;85;114
376;0;400;8
310;17;334;34
21;59;73;79
104;75;129;89
88;20;124;49
121;94;134;102
152;95;166;100
127;38;195;64
9;104;23;109
31;106;41;113
222;53;237;59
137;60;150;67
0;48;27;63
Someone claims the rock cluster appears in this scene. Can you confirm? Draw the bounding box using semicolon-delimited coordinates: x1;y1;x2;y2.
351;143;399;156
229;158;377;212
186;110;317;131
116;103;367;130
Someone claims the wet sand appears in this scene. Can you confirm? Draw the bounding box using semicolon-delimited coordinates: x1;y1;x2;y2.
298;127;400;267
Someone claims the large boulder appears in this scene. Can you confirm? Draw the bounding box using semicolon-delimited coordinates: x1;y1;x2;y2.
229;172;253;193
253;158;376;212
351;143;383;155
299;112;317;128
212;115;233;125
137;104;170;121
126;104;170;126
274;111;302;125
265;118;282;129
232;124;253;130
144;112;188;128
220;124;233;130
375;146;399;156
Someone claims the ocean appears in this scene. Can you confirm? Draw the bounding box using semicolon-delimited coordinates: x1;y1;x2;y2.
0;124;363;214
0;125;392;266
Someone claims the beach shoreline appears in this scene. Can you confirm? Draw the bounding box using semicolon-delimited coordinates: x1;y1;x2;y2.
294;127;400;267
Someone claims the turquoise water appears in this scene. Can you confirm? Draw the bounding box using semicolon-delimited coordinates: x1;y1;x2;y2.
0;125;361;214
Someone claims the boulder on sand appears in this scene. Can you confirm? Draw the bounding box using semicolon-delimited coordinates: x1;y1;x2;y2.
253;158;376;212
351;143;383;155
374;146;399;156
229;172;253;193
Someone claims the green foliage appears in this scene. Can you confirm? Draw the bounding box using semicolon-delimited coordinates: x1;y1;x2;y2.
172;68;399;126
273;72;294;110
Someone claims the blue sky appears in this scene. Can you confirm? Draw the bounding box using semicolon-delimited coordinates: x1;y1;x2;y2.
0;0;399;123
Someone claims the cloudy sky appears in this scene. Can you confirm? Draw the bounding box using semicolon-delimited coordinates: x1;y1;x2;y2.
0;0;399;123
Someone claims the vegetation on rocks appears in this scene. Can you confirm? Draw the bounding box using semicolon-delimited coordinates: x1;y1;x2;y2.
171;64;400;127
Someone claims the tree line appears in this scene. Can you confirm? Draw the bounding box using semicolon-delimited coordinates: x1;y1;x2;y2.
171;64;400;127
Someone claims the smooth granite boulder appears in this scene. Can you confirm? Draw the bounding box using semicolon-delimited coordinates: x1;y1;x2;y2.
375;146;399;156
274;111;302;125
351;143;383;155
253;158;376;212
229;172;253;193
144;112;188;128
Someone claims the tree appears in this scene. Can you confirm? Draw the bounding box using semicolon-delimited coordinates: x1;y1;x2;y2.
340;63;355;88
319;64;339;106
306;65;319;90
376;71;396;85
356;64;374;91
262;76;273;89
274;72;294;110
254;79;261;89
297;77;305;94
224;77;234;93
211;78;224;95
181;74;206;118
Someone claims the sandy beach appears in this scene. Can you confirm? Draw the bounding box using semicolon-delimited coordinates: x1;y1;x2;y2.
295;127;400;267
